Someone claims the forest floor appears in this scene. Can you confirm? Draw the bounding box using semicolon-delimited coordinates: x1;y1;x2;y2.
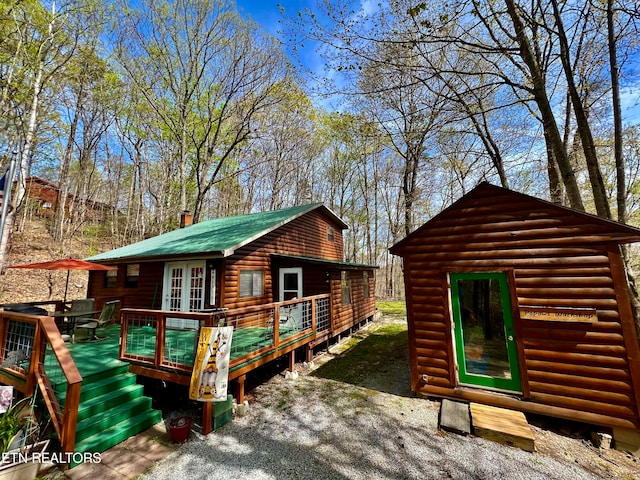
0;218;96;305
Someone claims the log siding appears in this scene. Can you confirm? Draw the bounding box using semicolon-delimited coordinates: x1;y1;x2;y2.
391;183;640;430
88;207;376;345
222;209;345;310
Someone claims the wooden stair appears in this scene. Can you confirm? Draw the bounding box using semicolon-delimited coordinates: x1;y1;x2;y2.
438;400;536;452
470;402;536;452
55;361;163;465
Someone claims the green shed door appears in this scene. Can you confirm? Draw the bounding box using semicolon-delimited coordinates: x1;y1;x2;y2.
450;272;521;392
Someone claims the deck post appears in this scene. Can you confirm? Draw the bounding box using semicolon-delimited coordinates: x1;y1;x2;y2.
236;375;246;404
288;350;295;372
27;318;44;396
305;344;312;363
202;402;213;435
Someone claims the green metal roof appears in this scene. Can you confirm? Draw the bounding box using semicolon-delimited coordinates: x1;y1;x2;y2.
88;204;345;262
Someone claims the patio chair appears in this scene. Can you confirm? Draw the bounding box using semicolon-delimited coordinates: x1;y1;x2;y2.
55;298;95;340
76;300;120;341
69;298;95;323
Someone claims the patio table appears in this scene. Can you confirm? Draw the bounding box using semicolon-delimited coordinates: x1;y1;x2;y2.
52;310;101;343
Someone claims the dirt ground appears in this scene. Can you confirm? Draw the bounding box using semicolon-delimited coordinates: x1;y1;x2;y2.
0;219;95;304
304;316;639;480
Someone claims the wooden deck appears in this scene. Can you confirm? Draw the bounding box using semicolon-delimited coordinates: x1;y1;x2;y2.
1;293;376;457
118;295;336;394
43;322;313;388
44;324;125;383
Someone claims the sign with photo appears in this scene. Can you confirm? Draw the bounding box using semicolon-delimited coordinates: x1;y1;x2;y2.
189;327;233;402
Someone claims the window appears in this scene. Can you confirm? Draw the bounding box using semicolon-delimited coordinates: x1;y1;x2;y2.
363;271;370;298
341;271;351;305
105;268;117;288
240;270;264;298
328;226;335;242
125;264;140;288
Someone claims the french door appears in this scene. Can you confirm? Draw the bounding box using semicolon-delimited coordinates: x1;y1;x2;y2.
164;261;206;329
450;272;521;392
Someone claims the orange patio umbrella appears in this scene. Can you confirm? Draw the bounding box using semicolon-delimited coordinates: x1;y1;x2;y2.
9;258;117;302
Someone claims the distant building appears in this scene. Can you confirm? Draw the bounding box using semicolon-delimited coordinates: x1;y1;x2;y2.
24;176;112;222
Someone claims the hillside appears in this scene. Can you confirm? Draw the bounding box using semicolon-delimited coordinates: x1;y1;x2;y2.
0;219;100;305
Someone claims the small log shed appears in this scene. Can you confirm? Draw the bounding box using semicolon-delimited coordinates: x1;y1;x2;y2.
390;182;640;451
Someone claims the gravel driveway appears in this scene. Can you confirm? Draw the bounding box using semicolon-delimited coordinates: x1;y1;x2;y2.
141;318;638;480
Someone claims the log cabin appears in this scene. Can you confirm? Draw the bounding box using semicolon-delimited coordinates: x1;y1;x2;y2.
0;203;376;459
24;176;111;221
86;203;377;398
389;182;640;451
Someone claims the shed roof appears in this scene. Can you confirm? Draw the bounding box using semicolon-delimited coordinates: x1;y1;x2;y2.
88;203;348;262
390;182;640;254
271;254;378;270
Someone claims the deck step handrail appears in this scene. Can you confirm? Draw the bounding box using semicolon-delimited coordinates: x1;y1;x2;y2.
36;316;82;454
0;311;82;455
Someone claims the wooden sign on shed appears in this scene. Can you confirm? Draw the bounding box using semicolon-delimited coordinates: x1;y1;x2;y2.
519;306;597;323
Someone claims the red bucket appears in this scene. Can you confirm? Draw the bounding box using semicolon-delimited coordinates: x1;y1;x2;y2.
168;416;192;443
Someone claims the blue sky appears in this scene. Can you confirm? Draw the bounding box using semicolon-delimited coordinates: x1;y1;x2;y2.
236;0;328;78
235;1;326;35
235;1;640;124
235;0;298;34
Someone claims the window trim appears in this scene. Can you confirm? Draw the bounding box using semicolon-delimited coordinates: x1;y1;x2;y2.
105;268;118;288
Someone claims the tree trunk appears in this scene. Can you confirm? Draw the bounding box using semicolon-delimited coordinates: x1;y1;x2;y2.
0;61;44;272
608;0;625;224
551;0;611;219
504;0;584;211
54;90;82;243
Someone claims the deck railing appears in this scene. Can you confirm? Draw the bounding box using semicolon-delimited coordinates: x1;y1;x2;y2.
0;311;81;455
120;294;330;379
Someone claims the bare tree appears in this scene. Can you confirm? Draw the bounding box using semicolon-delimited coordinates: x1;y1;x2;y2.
0;0;80;270
115;0;289;223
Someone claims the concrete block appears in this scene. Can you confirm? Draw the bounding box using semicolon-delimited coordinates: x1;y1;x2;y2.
613;427;640;456
235;402;249;417
439;399;471;435
591;431;612;449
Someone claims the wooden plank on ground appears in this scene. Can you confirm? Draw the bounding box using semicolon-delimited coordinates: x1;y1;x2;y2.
439;399;471;435
470;403;536;452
